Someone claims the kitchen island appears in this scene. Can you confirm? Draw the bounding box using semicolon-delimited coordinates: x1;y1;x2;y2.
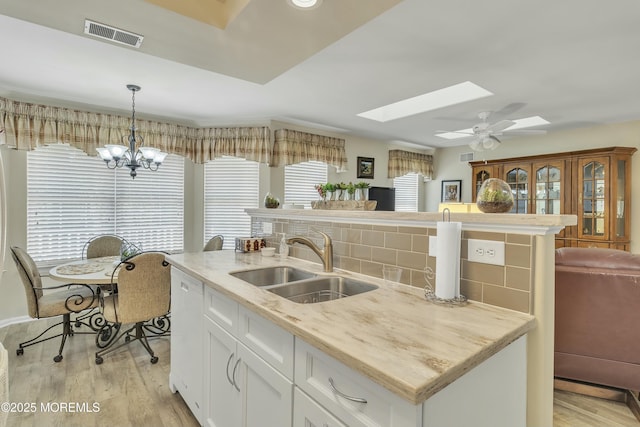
167;250;535;427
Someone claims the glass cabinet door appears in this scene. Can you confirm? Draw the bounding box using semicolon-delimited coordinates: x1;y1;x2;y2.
472;167;496;201
505;166;531;214
614;159;627;238
579;158;609;240
534;163;563;215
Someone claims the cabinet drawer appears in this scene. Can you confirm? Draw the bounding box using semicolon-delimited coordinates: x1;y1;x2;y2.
171;268;204;297
204;286;238;334
294;388;347;427
294;339;419;427
239;306;294;380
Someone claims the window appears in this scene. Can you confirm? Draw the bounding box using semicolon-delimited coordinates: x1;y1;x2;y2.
27;144;184;263
284;161;327;208
393;173;419;212
204;157;259;249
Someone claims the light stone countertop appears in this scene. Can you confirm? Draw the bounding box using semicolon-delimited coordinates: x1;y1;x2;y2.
166;250;535;405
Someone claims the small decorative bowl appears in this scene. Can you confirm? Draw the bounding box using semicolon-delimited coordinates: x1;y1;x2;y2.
261;247;276;257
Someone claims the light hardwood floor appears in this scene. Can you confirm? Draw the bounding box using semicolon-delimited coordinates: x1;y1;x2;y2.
1;318;639;427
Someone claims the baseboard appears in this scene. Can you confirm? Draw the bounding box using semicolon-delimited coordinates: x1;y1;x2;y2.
0;316;32;331
555;377;640;422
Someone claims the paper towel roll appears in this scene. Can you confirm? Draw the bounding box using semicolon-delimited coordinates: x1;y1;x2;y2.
435;221;462;299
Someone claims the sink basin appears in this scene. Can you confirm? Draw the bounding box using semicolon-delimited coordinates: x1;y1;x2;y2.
229;266;316;287
268;276;378;304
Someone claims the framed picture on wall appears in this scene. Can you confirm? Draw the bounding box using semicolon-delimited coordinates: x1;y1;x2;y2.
357;157;375;179
441;180;462;202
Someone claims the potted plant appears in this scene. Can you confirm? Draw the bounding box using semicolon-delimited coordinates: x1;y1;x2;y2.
346;182;356;200
355;181;370;200
476;178;514;213
323;183;336;200
314;184;327;201
337;182;349;200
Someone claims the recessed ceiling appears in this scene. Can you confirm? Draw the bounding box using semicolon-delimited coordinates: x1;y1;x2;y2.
0;0;639;149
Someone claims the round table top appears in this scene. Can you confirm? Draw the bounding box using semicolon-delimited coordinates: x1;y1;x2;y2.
49;256;120;285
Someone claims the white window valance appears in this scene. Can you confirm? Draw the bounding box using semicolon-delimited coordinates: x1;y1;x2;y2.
388;149;434;179
0;97;270;164
271;128;348;171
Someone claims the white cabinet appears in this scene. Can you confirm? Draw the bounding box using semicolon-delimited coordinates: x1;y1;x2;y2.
170;268;204;424
203;286;293;427
295;339;421;427
294;388;347;427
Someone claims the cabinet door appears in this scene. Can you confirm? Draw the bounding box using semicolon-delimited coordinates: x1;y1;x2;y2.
237;342;293;427
578;157;609;241
504;164;532;214
294;388;347;427
203;316;242;427
532;161;564;215
170;269;204;423
471;165;498;202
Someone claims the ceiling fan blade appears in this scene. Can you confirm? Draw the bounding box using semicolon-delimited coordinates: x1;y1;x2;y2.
435;129;474;135
487;119;515;133
503;129;547;135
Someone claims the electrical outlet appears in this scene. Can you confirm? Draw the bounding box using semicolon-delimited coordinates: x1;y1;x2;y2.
467;239;505;266
262;222;273;234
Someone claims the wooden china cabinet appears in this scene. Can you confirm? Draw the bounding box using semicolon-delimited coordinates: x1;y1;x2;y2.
470;146;636;250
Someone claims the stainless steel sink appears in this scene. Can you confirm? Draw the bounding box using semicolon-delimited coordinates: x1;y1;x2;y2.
268;276;378;304
229;266;316;287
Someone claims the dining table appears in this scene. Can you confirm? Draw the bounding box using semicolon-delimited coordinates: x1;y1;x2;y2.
49;255;121;285
48;255;122;335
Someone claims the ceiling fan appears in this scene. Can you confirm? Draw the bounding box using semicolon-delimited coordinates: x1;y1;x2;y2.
436;111;547;152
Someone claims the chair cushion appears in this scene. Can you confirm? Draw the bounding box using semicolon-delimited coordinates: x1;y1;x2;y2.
38;286;98;318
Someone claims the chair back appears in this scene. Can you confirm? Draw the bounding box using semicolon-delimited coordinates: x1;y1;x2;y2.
9;246;42;319
110;252;171;324
204;235;224;251
83;234;126;259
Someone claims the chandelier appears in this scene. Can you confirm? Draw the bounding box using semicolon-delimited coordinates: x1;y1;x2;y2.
96;84;167;178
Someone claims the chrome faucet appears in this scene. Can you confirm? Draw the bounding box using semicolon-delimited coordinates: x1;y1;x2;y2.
287;231;333;272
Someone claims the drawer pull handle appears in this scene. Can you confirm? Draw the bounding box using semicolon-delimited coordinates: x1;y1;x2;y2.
225;353;235;386
328;377;367;404
232;358;242;392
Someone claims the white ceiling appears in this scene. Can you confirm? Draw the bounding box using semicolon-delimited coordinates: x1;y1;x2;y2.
1;0;640;150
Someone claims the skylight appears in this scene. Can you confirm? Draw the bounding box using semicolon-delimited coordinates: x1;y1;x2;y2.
435;116;550;139
357;81;493;123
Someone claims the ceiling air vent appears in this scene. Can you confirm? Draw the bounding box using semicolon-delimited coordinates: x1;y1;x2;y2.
84;19;144;48
459;152;474;163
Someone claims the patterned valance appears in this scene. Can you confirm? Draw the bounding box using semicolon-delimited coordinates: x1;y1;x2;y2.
271;128;348;171
0;97;270;164
388;149;434;179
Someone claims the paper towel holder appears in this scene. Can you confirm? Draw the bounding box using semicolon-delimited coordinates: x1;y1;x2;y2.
423;266;467;306
442;208;451;222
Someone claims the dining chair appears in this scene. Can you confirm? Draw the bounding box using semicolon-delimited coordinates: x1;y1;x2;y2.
10;246;98;362
203;234;224;251
94;252;171;364
82;234;126;259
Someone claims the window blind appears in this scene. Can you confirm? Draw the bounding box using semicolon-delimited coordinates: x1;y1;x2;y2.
204;157;259;249
393;173;419;212
284;161;327;208
27;144;184;263
114;155;184;253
